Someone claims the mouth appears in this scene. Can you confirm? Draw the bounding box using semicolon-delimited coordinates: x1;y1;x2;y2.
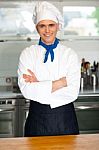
42;33;55;44
44;35;51;40
45;34;50;37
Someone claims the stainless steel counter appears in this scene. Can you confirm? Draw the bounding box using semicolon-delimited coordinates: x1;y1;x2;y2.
79;90;99;97
0;91;22;99
0;90;99;99
79;85;99;97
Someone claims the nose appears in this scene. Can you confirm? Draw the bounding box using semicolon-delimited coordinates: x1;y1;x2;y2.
45;26;50;32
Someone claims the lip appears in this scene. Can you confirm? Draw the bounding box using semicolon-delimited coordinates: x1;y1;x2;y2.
44;33;53;36
46;34;50;36
44;34;50;37
44;35;51;40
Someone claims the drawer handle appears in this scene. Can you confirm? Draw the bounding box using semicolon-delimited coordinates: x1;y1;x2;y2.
0;108;14;112
75;105;99;110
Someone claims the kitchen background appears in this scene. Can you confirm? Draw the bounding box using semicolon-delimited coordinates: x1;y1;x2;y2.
0;0;99;138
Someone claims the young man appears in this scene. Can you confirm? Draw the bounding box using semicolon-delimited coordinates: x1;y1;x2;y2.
18;1;80;137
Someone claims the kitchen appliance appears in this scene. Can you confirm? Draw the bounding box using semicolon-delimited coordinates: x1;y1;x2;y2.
0;92;99;137
20;96;99;136
0;98;18;138
75;96;99;134
18;98;30;137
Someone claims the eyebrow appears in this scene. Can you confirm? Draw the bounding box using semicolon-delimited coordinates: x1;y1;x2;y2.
38;23;56;26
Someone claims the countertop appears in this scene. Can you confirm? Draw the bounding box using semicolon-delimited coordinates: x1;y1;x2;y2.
0;89;99;99
0;134;99;150
0;85;99;99
0;91;22;99
79;86;99;97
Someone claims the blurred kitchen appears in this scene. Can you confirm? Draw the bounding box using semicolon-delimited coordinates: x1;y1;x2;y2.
0;0;99;138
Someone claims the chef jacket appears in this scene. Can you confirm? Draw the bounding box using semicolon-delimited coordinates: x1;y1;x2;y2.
18;42;81;108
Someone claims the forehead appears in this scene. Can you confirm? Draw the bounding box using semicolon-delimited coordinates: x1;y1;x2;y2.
37;20;57;25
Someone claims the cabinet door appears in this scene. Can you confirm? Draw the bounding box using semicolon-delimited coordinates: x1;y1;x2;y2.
75;101;99;134
0;109;15;137
77;96;99;102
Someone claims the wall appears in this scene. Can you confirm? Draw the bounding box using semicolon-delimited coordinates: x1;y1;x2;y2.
61;38;99;64
0;0;99;77
0;41;34;77
0;39;99;77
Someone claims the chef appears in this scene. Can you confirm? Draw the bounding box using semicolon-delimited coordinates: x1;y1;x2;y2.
18;1;80;137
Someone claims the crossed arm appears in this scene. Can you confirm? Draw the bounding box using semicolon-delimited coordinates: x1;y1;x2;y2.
23;69;67;93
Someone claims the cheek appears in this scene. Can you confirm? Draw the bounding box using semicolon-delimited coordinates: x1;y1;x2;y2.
53;26;59;33
53;29;58;35
36;26;42;35
37;30;43;37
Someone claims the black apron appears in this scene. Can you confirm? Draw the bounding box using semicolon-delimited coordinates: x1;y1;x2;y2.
24;100;79;137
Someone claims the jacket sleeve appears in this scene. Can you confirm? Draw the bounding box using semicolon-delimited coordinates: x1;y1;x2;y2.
17;48;52;105
50;50;81;108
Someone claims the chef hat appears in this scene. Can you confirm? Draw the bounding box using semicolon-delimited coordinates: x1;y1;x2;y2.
32;1;64;30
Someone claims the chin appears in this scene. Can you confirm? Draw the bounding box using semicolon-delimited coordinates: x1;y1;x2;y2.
42;37;55;45
45;39;55;44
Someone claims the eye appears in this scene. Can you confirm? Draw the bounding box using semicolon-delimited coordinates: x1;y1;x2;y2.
38;24;45;28
49;24;56;27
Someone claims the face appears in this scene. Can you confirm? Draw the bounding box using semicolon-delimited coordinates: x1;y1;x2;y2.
36;20;59;45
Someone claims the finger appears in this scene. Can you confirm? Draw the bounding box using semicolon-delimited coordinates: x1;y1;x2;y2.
27;69;35;76
23;74;26;78
23;74;30;79
24;77;31;82
23;71;39;82
23;74;32;81
27;69;38;81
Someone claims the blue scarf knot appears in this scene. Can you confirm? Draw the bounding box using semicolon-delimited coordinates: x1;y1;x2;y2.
39;38;59;63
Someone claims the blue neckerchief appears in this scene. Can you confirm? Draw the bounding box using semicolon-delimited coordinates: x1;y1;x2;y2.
38;38;59;63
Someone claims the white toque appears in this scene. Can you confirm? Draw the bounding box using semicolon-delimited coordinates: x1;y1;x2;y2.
32;1;64;30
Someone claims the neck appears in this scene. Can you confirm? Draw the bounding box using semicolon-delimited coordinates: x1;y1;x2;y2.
40;38;55;46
